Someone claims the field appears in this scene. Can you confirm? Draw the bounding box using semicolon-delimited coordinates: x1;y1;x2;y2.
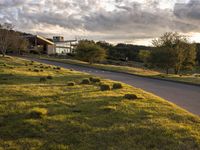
37;56;200;85
0;56;200;149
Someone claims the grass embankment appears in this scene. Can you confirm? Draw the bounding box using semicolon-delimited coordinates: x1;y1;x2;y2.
0;56;200;149
37;56;200;85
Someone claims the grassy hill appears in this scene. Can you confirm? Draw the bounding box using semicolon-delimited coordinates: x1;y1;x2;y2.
0;56;200;149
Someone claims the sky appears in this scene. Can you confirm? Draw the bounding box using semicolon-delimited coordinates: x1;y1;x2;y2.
1;0;200;45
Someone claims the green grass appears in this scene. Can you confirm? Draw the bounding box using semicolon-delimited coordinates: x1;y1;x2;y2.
37;55;200;85
0;56;200;149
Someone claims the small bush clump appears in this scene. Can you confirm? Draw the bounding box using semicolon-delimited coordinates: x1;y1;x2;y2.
34;69;40;72
124;94;138;100
90;77;101;83
29;107;48;118
47;75;53;79
67;82;75;86
100;84;110;91
56;67;61;70
113;83;123;89
28;68;31;71
40;77;47;82
81;79;90;84
40;69;44;72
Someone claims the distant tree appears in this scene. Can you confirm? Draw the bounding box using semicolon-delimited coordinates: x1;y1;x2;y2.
151;32;196;74
138;50;151;64
0;23;14;57
16;37;29;55
75;40;106;64
196;43;200;65
149;48;174;74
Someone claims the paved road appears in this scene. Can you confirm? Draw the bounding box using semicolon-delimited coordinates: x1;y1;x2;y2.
27;58;200;116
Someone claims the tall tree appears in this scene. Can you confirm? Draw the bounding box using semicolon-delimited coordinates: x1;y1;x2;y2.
0;23;14;57
151;32;196;74
75;40;106;64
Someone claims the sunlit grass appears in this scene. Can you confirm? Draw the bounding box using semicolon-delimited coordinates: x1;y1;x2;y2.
0;56;200;149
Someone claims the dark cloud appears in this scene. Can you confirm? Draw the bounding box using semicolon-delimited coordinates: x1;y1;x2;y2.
174;0;200;20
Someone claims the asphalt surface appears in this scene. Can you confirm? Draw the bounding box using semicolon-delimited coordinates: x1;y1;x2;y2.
26;57;200;116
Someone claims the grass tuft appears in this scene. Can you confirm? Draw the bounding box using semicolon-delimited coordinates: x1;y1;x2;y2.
29;107;48;118
124;94;138;100
113;83;123;89
67;82;75;86
100;84;110;91
81;78;90;84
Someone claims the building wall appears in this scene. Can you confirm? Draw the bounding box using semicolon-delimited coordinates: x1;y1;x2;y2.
47;45;55;54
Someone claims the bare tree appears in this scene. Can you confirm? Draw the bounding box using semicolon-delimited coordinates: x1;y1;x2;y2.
0;23;14;57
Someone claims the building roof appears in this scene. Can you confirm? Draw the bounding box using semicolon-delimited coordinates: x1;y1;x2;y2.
36;35;55;45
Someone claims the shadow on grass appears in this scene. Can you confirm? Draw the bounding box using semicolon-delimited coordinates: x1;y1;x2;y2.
0;73;90;85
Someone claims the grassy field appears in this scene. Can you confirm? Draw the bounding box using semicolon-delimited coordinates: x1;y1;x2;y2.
0;56;200;149
37;56;200;85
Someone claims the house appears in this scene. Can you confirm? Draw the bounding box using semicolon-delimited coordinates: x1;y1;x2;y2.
24;34;77;55
24;34;55;54
53;36;77;54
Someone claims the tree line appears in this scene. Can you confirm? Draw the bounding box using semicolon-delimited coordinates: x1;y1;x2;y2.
76;32;199;75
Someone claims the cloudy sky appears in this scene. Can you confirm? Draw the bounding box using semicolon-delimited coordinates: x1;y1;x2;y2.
1;0;200;45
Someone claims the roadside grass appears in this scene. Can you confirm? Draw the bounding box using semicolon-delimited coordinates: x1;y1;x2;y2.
36;55;200;85
0;56;200;149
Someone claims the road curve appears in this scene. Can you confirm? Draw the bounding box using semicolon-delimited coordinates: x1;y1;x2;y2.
26;58;200;116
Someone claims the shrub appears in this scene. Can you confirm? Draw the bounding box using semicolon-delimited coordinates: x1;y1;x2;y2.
124;94;138;100
113;83;123;89
40;70;44;72
40;77;47;82
28;68;31;71
56;67;61;70
34;69;39;72
100;84;110;91
40;66;44;68
90;77;101;83
29;108;48;118
47;75;53;79
67;82;75;86
81;79;90;84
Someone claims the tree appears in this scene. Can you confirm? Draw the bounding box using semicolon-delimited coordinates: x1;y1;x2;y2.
138;50;151;64
75;40;106;64
16;37;29;55
149;48;174;74
0;23;14;57
150;32;196;74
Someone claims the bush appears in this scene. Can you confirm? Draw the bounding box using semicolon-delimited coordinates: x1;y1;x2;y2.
47;75;53;79
67;82;75;86
81;79;90;84
56;67;61;70
124;94;138;100
29;108;48;118
40;77;47;82
40;69;44;72
90;77;101;83
113;83;123;89
28;68;31;71
100;84;110;91
34;69;39;72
